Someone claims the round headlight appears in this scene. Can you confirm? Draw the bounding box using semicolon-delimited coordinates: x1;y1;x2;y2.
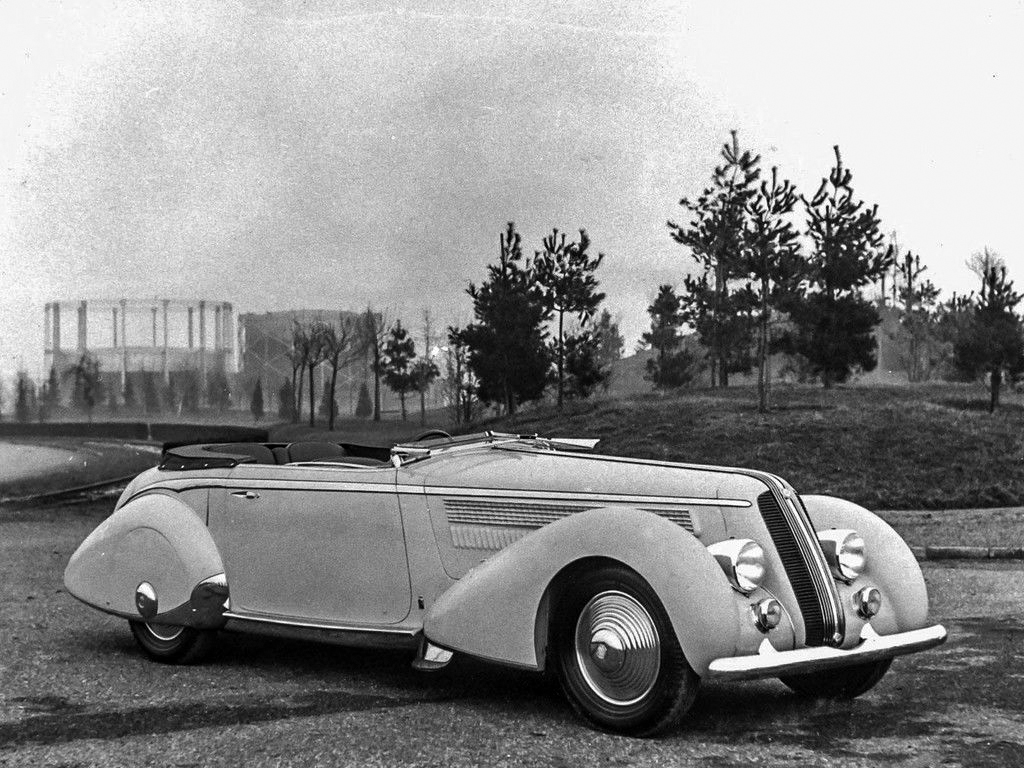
707;538;767;594
817;529;866;582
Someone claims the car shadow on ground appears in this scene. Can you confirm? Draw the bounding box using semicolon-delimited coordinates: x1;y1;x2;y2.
7;617;1021;767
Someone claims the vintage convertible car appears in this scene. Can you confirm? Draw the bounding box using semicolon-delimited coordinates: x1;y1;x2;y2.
65;431;946;736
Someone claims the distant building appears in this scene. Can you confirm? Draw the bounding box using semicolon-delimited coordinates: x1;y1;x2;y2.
43;298;237;397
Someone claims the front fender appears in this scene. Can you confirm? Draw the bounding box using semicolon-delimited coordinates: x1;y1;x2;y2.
801;494;930;634
424;507;740;675
64;493;225;624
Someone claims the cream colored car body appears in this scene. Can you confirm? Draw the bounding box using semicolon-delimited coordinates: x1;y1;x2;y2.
65;435;944;679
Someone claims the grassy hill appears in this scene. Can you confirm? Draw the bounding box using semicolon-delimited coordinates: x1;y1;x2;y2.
466;383;1024;511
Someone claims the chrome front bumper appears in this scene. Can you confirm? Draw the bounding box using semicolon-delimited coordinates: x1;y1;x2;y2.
706;623;947;681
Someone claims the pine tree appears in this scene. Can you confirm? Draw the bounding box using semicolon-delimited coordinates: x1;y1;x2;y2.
64;354;102;422
382;321;417;420
123;375;136;410
594;309;624;366
207;368;232;412
15;374;31;423
461;222;551;414
533;228;605;408
742;166;804;411
642;285;699;388
786;146;893;386
178;368;201;413
563;330;606;399
277;378;294;420
318;386;337;423
953;265;1024;412
251;378;265;422
669;131;760;386
445;326;477;424
895;251;941;382
142;371;160;413
44;366;60;414
410;357;440;426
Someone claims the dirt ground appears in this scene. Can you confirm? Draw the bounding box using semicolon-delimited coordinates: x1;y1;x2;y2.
1;499;1022;768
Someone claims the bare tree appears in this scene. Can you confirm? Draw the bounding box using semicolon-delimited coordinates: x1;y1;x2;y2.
322;314;366;430
966;247;1005;287
305;321;329;427
289;321;309;423
362;307;390;422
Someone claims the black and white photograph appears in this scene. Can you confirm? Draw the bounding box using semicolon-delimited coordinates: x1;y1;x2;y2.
1;2;1022;765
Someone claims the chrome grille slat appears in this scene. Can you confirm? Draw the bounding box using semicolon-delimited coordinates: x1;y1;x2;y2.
757;490;844;647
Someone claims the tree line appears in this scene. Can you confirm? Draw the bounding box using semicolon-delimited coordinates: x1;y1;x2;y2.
277;309;441;429
3;358;232;424
643;132;1023;413
445;222;623;419
6;130;1019;423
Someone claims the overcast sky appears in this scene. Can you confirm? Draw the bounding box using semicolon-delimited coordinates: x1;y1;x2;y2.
1;1;1022;378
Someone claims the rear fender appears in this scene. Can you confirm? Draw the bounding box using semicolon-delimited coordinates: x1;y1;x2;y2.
801;495;930;634
424;507;740;675
64;493;227;627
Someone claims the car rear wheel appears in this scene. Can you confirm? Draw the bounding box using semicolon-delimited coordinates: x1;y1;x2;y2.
128;620;217;664
553;565;698;736
780;658;892;699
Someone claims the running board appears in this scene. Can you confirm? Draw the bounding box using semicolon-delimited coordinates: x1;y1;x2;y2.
222;611;420;651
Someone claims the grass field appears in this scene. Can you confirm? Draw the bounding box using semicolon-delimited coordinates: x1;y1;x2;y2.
463;382;1024;511
273;382;1024;511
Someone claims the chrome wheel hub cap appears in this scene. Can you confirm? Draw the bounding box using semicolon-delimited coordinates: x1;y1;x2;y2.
574;590;660;705
146;623;184;642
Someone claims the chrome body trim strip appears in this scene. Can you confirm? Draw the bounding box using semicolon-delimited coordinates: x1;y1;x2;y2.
136;478;750;509
222;611;419;636
426;486;750;508
706;624;947;681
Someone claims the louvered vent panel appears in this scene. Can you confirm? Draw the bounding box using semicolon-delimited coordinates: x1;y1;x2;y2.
444;498;694;550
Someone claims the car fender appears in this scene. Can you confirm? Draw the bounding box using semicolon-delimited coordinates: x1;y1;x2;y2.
424;507;740;676
801;494;930;634
64;492;226;626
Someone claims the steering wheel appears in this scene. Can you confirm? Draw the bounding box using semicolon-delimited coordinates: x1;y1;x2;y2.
412;429;453;442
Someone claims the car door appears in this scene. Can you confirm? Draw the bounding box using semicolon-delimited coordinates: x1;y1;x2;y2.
211;462;412;626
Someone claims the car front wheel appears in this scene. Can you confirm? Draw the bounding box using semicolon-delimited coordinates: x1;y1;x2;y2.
553;565;699;736
780;658;892;699
128;620;217;664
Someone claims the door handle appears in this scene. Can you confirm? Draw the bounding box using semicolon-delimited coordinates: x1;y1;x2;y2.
231;490;260;500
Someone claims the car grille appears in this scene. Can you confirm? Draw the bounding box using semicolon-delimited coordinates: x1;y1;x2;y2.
757;490;844;647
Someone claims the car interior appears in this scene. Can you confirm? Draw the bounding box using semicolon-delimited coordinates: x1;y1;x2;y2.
159;441;389;470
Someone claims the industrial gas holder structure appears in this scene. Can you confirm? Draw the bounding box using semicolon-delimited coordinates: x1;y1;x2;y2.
43;298;239;389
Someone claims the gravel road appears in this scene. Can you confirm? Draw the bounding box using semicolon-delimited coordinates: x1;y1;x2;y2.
1;500;1021;767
